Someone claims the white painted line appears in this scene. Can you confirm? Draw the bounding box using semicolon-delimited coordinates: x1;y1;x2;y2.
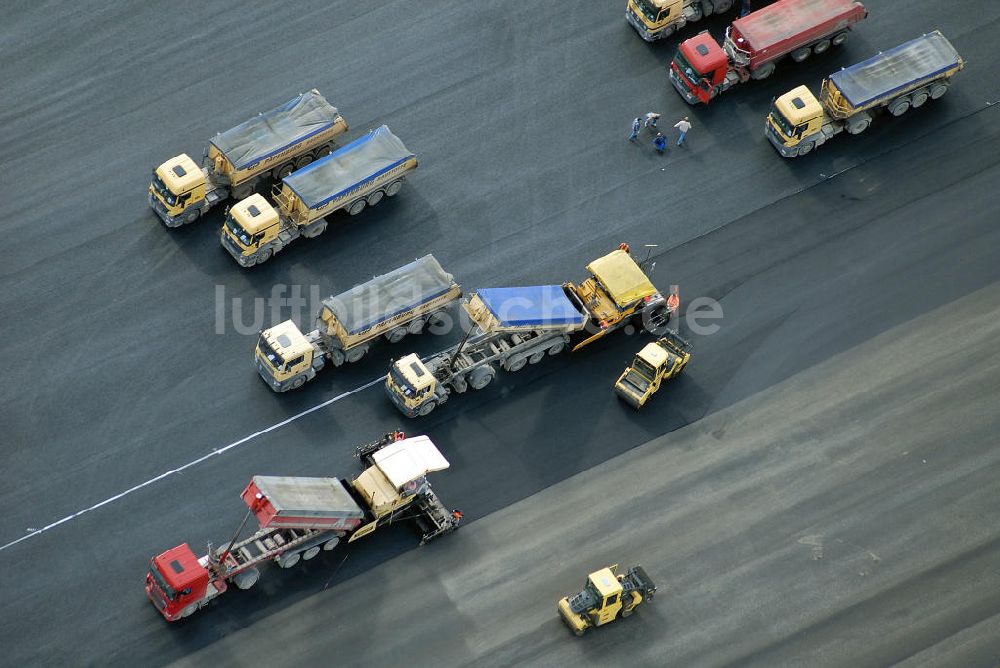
0;376;387;553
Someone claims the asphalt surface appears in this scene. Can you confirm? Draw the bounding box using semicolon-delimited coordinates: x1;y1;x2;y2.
0;0;998;665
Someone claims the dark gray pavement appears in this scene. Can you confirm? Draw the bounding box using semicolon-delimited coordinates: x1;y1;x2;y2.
0;0;998;665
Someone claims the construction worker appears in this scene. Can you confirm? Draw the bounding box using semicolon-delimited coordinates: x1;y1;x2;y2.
666;286;680;316
643;112;661;131
628;117;641;142
653;132;667;154
674;116;692;146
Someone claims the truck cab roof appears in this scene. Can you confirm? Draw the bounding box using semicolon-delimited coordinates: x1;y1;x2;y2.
774;84;823;125
394;353;436;392
232;193;280;234
262;320;313;360
586;250;657;307
156;154;202;194
152;543;206;591
679;32;728;75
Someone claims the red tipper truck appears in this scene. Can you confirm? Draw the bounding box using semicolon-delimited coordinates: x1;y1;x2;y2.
668;0;868;105
145;432;462;621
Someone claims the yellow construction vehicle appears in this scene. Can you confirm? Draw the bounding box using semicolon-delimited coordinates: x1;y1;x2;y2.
614;330;692;409
558;564;657;636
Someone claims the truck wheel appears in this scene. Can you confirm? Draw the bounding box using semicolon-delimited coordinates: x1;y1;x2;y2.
302;546;321;561
185;209;200;224
505;357;528;372
910;89;929;108
407;317;426;335
791;47;811;63
750;62;775;80
294;155;314;170
573;627;586;637
385;179;404;197
255;248;273;265
301;219;328;238
831;31;849;46
547;342;565;355
528;351;546;365
367;190;385;207
287;375;306;391
845;114;871;135
233;568;259;590
180;603;198;618
386;327;408;343
345;345;368;363
278;552;301;569
713;0;732;13
700;0;714;16
273;163;295;181
888;96;911;117
322;537;340;551
418;400;437;417
469;365;496;390
348;198;367;216
797;141;814;157
812;39;831;55
929;83;949;99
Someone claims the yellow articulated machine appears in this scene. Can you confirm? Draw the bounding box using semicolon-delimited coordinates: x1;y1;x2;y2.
615;330;692;409
558;564;657;636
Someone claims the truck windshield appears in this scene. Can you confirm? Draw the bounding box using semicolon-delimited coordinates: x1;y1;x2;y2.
225;214;254;247
151;172;178;205
673;51;704;86
390;365;417;397
633;0;660;21
768;103;796;138
148;564;177;600
257;335;285;370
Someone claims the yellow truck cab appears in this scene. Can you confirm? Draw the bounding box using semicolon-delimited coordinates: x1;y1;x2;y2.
221;194;281;264
387;353;438;416
766;85;826;155
149;154;206;224
627;0;735;41
255;319;315;392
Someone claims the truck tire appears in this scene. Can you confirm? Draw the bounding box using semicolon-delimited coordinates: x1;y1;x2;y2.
831;31;849;46
255;247;273;266
528;350;546;365
386;326;408;343
233;568;259;590
185;209;200;224
573;627;586;637
547;342;565;355
750;62;775;80
797;141;815;157
367;190;385;207
888;96;911;117
301;219;327;238
791;47;811;63
505;356;528;372
469;365;496;390
910;89;929;108
845;113;872;135
180;603;198;618
713;0;732;13
417;400;437;417
407;317;426;335
323;537;340;551
272;162;295;181
278;552;301;569
287;375;307;391
385;179;404;197
302;546;321;561
930;82;949;99
345;345;368;363
294;155;314;170
348;198;367;216
812;39;831;55
700;0;714;16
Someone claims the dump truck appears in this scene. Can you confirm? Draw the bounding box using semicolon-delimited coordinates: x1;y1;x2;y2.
614;330;692;409
627;0;777;42
256;255;462;392
149;89;348;227
145;432;461;622
220;125;417;267
766;31;965;157
385;248;676;418
668;0;868;105
558;564;657;636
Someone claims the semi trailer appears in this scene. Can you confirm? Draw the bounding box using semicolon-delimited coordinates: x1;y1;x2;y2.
256;254;462;392
145;432;461;622
385;248;675;418
766;31;965;157
668;0;868;105
149;89;348;227
220;125;417;267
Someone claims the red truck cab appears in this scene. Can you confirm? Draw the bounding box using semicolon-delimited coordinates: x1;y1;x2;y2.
669;31;729;105
145;543;212;621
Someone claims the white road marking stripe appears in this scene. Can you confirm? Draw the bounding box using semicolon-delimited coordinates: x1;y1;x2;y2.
0;376;387;553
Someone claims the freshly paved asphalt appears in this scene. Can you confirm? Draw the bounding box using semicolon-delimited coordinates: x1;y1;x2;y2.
0;0;997;665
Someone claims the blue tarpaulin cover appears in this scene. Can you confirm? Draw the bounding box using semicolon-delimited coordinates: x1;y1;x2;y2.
283;125;414;210
209;89;341;171
475;286;585;328
830;31;962;108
